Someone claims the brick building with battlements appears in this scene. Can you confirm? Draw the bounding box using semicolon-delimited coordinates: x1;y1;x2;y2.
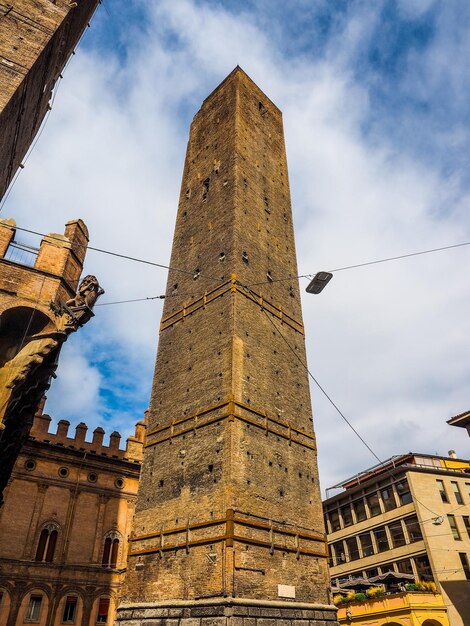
0;399;145;626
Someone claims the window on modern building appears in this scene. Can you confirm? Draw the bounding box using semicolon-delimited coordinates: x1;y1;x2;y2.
341;504;353;527
329;509;341;532
451;481;464;505
327;544;334;567
365;568;379;578
463;516;470;539
396;479;412;505
466;483;470;498
436;479;449;503
366;492;381;517
359;532;374;557
448;514;461;540
388;520;407;548
345;536;360;561
381;486;397;512
62;596;78;623
404;515;423;542
396;558;414;576
35;525;58;562
373;527;389;553
102;535;120;568
353;498;367;522
331;541;345;566
96;597;110;623
459;553;470;580
26;595;43;622
415;554;433;580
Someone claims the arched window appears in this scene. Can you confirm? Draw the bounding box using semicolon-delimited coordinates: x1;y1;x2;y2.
0;587;10;623
35;523;58;562
62;595;78;623
26;594;44;621
101;532;120;568
96;597;110;623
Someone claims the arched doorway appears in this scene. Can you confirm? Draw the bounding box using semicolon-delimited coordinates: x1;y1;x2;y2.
0;306;52;367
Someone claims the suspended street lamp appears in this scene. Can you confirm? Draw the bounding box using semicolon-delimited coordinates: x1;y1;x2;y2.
305;271;333;294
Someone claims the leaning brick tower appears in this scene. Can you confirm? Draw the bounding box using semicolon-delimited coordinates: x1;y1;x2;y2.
118;68;337;626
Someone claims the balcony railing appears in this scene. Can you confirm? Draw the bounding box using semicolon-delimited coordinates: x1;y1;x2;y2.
4;241;39;268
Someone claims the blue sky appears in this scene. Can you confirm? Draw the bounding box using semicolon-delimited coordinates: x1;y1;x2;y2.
4;0;470;490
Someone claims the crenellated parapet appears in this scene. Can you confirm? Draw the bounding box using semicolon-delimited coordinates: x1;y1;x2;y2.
0;217;89;306
30;400;146;463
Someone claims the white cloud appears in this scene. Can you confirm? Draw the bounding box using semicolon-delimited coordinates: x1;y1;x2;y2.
4;0;470;488
45;338;102;425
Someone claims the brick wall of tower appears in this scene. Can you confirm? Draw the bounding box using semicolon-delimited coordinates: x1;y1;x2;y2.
123;68;330;610
0;0;100;201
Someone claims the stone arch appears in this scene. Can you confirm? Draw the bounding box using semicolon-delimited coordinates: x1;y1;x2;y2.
0;585;12;625
422;621;443;626
54;589;84;626
0;306;62;503
0;306;52;367
17;585;51;625
91;590;117;626
21;582;52;599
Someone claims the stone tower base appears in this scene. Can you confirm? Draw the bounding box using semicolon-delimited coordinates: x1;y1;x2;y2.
115;598;338;626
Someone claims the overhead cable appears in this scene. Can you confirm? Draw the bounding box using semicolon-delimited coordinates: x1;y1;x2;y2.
13;226;226;284
249;284;441;519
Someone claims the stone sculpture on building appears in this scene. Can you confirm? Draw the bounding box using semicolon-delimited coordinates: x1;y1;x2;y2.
0;218;102;503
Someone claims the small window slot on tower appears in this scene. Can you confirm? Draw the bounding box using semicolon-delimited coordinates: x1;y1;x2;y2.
202;178;210;202
193;268;200;280
219;252;225;262
264;197;270;213
258;101;267;116
267;271;273;282
242;251;249;264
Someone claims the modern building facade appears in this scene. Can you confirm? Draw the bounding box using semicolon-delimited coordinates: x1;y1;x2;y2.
117;67;336;626
324;452;470;626
448;410;470;439
334;591;450;626
0;0;100;201
0;400;145;626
